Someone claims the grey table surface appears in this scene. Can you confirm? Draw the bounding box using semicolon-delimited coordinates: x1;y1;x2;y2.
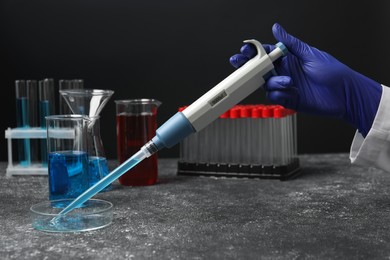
1;154;390;260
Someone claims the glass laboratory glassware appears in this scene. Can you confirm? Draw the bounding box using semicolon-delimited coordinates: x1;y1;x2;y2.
59;79;84;114
59;89;114;188
86;115;110;187
46;115;90;203
30;198;113;232
27;80;39;163
15;80;31;166
115;99;161;186
39;78;56;166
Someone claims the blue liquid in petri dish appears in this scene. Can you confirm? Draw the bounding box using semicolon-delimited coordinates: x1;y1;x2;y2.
31;199;113;232
48;151;89;203
88;156;111;191
52;155;143;219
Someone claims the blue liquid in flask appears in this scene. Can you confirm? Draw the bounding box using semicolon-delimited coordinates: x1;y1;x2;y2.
52;151;145;219
88;156;111;191
48;151;89;202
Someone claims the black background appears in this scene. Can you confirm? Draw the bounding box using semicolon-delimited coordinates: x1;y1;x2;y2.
1;0;389;160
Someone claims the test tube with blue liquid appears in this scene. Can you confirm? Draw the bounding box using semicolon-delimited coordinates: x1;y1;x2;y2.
39;78;55;166
27;80;40;163
15;80;31;166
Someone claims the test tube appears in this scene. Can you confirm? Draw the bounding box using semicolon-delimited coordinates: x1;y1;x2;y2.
207;118;219;164
209;117;218;164
273;107;282;165
180;103;298;176
283;107;289;165
292;110;298;160
251;105;261;165
72;79;84;89
15;80;31;166
27;80;38;127
240;105;252;165
229;106;241;164
285;108;294;165
262;106;273;166
282;109;288;164
283;106;289;165
39;78;56;165
27;80;40;162
59;80;72;114
197;127;206;163
39;79;56;121
219;110;230;164
287;109;298;163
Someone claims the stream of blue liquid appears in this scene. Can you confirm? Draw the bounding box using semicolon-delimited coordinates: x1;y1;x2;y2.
51;150;145;222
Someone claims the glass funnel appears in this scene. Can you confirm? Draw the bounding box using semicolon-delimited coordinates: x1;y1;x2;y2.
59;89;114;189
59;89;113;118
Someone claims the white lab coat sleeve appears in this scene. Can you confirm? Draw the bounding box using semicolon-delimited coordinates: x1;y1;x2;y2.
350;85;390;172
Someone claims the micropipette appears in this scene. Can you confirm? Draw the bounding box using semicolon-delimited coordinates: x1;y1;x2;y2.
53;40;288;219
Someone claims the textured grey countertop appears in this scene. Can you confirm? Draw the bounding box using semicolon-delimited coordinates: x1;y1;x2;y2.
1;154;390;259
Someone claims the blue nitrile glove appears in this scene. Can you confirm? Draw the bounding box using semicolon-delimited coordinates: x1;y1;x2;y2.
229;23;382;137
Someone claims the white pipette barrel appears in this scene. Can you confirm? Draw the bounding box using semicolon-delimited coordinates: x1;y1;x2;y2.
149;41;287;152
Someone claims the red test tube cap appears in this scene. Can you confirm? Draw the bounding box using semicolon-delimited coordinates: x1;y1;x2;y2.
273;107;286;118
240;105;252;118
262;106;273;118
285;109;296;116
230;106;241;119
220;109;230;118
251;105;263;118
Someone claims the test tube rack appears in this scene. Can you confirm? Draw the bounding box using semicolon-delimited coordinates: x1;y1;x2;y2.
5;128;47;176
177;104;300;180
6;78;84;177
5;127;74;177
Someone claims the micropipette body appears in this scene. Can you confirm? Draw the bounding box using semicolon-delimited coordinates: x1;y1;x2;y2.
148;41;287;153
54;40;288;218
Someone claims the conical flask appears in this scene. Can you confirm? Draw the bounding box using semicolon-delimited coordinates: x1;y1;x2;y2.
60;89;114;188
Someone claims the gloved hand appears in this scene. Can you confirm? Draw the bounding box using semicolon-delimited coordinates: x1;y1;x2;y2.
229;23;382;137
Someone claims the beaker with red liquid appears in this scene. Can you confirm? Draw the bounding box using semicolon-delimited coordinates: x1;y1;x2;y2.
115;99;161;186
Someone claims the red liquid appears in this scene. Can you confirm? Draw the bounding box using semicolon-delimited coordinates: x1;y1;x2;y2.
116;113;158;186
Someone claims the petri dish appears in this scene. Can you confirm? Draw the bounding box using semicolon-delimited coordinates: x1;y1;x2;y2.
30;199;113;232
